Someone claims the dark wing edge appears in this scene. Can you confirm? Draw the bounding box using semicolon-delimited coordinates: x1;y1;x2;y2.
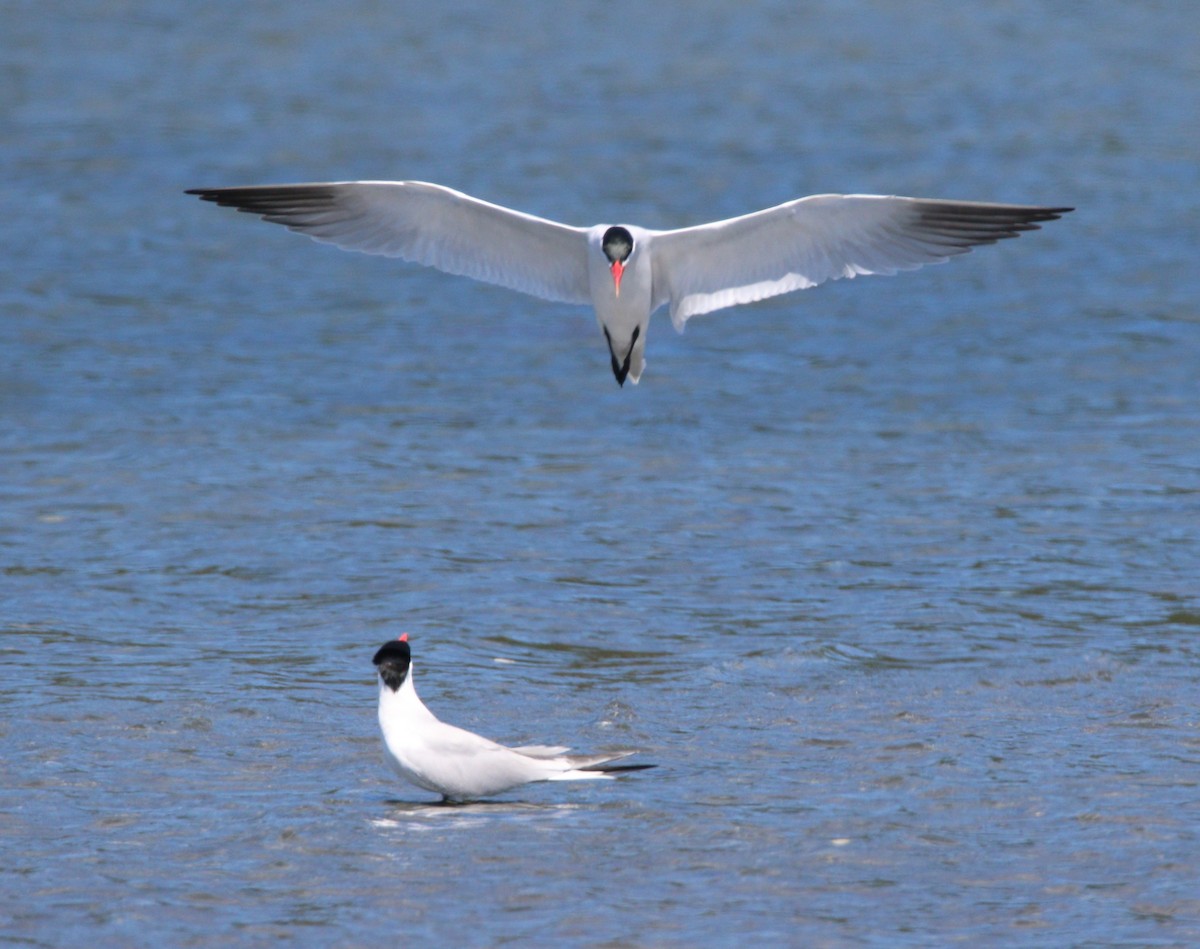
905;200;1074;251
186;184;345;224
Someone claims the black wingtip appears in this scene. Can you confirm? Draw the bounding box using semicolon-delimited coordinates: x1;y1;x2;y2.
182;185;344;218
911;201;1075;249
186;187;239;208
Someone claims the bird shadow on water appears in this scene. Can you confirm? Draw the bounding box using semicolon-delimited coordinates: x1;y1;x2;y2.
371;797;584;831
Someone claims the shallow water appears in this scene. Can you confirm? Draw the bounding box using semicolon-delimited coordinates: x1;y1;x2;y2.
3;1;1199;945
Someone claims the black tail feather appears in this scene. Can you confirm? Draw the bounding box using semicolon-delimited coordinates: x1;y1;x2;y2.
586;763;657;774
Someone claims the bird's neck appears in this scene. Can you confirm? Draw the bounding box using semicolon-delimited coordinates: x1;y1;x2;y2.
378;669;437;724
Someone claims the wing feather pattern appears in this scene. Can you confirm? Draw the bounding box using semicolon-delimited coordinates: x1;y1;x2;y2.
187;181;593;305
649;195;1072;328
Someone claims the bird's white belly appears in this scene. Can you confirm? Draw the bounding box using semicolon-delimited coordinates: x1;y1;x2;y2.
587;250;653;384
382;741;445;794
383;734;543;800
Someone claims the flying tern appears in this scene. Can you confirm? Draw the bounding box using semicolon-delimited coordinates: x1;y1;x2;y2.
187;181;1071;385
372;635;654;803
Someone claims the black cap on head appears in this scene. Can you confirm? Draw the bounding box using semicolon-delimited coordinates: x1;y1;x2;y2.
602;226;634;264
373;635;411;691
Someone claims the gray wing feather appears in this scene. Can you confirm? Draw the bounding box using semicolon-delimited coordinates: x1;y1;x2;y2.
187;181;593;305
649;195;1071;327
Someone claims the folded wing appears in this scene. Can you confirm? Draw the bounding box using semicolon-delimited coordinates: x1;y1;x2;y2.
187;180;593;305
649;195;1072;329
542;749;656;778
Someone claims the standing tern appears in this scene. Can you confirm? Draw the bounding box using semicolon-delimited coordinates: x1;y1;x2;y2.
187;181;1072;385
372;635;654;803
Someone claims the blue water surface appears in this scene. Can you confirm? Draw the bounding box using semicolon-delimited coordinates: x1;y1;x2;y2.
2;1;1198;945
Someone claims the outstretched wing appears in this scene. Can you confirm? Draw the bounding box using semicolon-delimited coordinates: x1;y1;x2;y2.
187;180;593;305
648;195;1072;328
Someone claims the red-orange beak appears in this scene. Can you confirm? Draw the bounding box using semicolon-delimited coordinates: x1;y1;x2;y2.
610;260;624;297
